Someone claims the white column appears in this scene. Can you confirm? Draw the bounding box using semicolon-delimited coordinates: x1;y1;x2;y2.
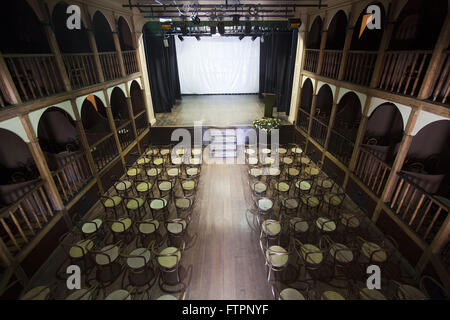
288;30;306;123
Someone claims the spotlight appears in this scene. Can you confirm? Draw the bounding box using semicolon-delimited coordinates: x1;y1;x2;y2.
218;21;225;35
195;35;201;41
239;34;245;41
251;35;257;41
210;25;216;35
261;35;264;43
178;35;184;41
163;38;169;48
191;13;200;25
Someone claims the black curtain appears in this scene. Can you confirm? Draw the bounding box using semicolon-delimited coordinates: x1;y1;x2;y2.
143;34;181;113
260;30;298;114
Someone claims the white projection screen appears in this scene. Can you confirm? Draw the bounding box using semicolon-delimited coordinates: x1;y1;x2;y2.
175;36;260;94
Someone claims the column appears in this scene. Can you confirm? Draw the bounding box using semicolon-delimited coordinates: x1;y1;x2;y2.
323;87;340;150
103;89;125;167
82;5;105;83
0;51;21;105
307;94;318;136
111;15;126;78
289;29;306;124
337;3;358;80
348;97;372;171
126;95;141;154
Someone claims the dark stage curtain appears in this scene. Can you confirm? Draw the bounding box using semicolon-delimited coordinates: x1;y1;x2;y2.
143;34;181;113
260;30;298;114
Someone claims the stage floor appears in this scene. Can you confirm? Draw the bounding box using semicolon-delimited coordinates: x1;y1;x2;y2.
153;94;290;127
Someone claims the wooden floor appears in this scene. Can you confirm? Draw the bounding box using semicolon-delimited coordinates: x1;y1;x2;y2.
183;163;273;299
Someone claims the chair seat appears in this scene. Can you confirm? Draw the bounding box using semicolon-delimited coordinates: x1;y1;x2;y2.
277;147;287;155
159;181;172;191
321;290;345;300
103;196;122;208
157;294;178;300
147;168;162;177
182;180;196;190
359;288;387;300
261;148;271;154
153;158;164;165
252;182;267;193
258;198;273;211
300;244;323;264
302;196;320;207
279;288;305;300
137;182;152;192
266;245;289;267
291;147;303;154
21;286;51;300
250;168;262;177
186;167;199;176
290;218;308;233
175;149;185;155
295;180;311;191
287;168;300;176
305;166;320;176
69;238;94;258
160;148;170;156
248;157;258;165
167;219;187;234
146;149;159;156
264;157;275;164
245;148;256;155
115;180;132;191
127;168;141;177
300;156;311;165
65;288;93;300
175;198;191;209
262;219;281;236
329;243;353;263
283;198;299;209
189;157;201;165
139;219;159;234
137;157;151;165
282;157;293;164
126;198;145;210
267;167;280;176
361;241;387;263
167;168;180;177
341;213;360;228
127;248;151;269
95;244;119;265
324;193;343;206
105;289;132;300
192;148;202;156
316;217;336;232
82;218;103;234
317;178;333;189
158;247;181;268
150;198;168;210
172;157;183;165
111;217;132;232
275;182;290;192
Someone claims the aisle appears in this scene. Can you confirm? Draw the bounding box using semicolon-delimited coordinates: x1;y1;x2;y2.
183;163;273;299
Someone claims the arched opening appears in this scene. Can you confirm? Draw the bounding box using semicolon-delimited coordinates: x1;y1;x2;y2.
80;95;110;145
130;81;145;116
118;17;134;51
0;129;40;207
0;0;49;54
315;85;333;124
401;120;450;197
92;11;115;52
326;10;347;50
110;87;130;122
390;0;447;50
307;16;323;49
297;79;313;131
364;103;404;163
52;2;90;53
351;3;385;51
37;107;79;154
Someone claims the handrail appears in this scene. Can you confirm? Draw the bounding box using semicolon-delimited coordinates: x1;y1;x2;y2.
3;53;56;58
0;180;45;219
90;132;114;149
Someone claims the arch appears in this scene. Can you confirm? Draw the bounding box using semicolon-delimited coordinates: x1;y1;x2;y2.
110;87;130;120
0;118;29;143
325;10;348;49
107;84;128;100
333;92;362;141
37;107;78;153
80;94;109;134
365;102;404;147
0;0;49;53
117;16;134;51
337;89;366;112
317;81;336;97
390;0;447;50
307;16;323;49
368;97;411;130
302;77;315;92
0;129;34;174
315;84;334;124
76;91;107;115
29;101;76;136
51;1;91;53
350;2;386;51
412;111;450;136
300;78;314;113
130;80;145;115
128;78;142;92
92;10;115;52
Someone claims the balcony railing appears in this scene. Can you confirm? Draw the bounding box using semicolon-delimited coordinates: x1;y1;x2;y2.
135;112;148;136
354;146;392;196
377;50;432;97
99;51;122;81
90;133;119;171
3;53;64;103
0;180;55;258
310;117;328;146
122;50;138;75
296;108;310;132
390;172;449;245
304;49;320;73
320;50;343;79
428;50;449;105
343;51;378;87
117;121;135;151
328;129;354;166
62;53;100;89
51;152;92;204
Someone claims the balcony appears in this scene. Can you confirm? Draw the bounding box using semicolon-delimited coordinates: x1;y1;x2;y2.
304;49;319;73
343;51;378;87
320;50;342;80
62;53;100;89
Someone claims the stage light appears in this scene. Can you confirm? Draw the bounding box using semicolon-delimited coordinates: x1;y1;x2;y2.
218;22;225;35
239;35;245;41
195;35;201;41
163;38;169;48
251;35;257;41
191;13;200;25
178;35;184;41
261;35;264;43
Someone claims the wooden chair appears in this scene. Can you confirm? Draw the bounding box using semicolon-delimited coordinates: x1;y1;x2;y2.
262;243;290;283
293;238;329;285
136;218;163;248
174;196;194;221
155;246;187;293
100;194;123;220
165;218;189;250
124;196;147;221
148;197;170;221
181;178;197;197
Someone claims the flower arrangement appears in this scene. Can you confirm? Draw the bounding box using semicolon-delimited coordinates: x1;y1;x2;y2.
252;117;281;135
